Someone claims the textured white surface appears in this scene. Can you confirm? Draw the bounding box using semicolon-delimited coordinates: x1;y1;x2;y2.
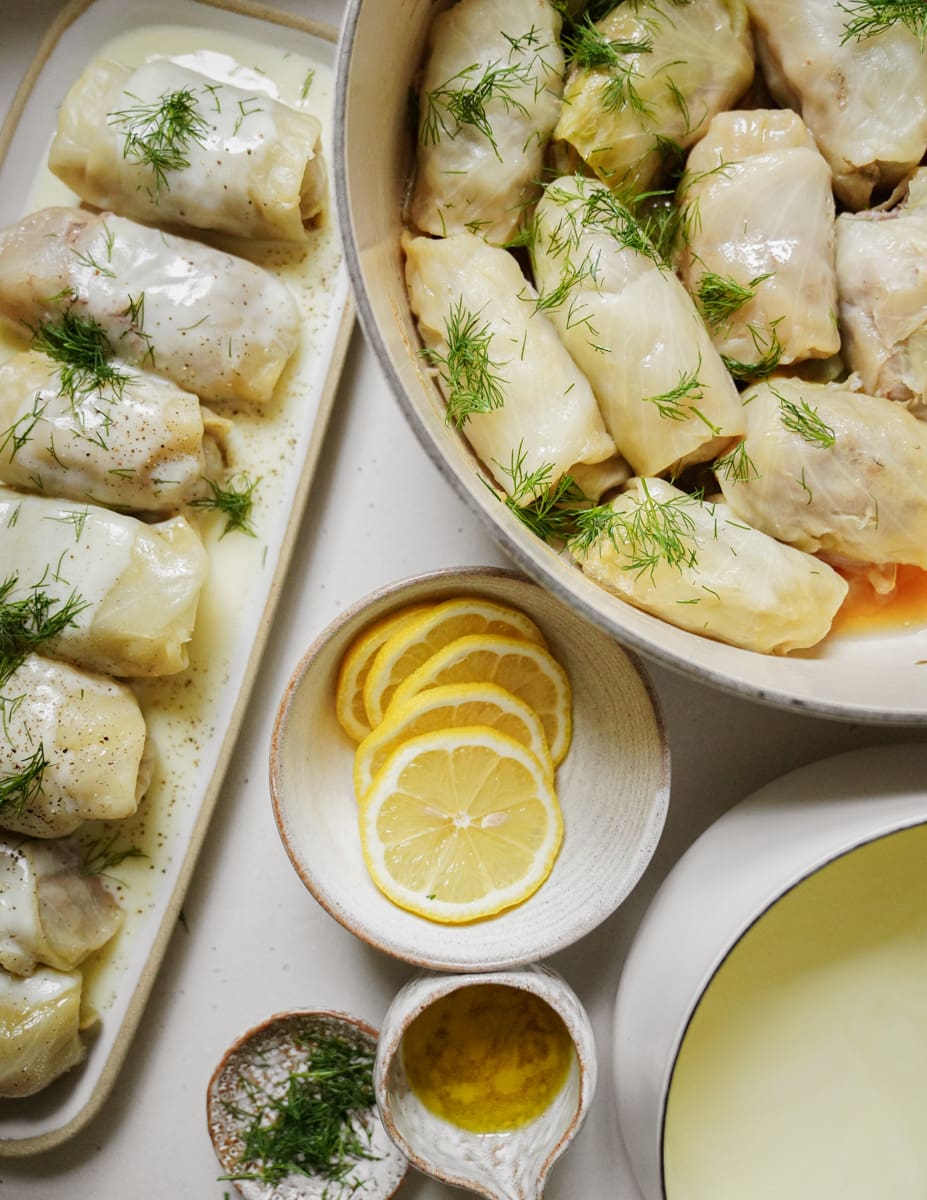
1;2;927;1198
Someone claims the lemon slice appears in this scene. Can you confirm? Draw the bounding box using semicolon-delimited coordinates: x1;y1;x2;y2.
335;603;433;741
362;597;547;729
353;681;553;801
386;634;572;765
359;726;562;923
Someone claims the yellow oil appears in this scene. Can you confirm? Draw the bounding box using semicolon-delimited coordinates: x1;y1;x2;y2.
401;983;574;1133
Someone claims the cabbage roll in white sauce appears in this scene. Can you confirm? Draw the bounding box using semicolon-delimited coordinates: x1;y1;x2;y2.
531;175;744;477
0;350;227;512
0;966;85;1097
0;491;208;677
553;0;754;194
0;655;149;839
836;169;927;411
571;476;848;653
0;207;300;407
0;837;122;977
49;57;326;241
718;376;927;569
404;231;617;501
411;0;564;243
678;110;839;372
745;0;927;210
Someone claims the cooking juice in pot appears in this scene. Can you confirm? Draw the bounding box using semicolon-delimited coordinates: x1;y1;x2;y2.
663;823;927;1199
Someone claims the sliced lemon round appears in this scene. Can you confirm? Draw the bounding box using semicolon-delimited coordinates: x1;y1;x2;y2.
359;726;563;923
362;597;547;729
335;603;433;741
386;634;572;766
353;681;553;801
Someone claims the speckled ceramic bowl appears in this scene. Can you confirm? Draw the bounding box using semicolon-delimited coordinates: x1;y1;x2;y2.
206;1009;408;1200
270;566;670;972
375;965;596;1200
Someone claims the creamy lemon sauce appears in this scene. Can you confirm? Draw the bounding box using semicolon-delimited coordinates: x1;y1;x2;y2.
0;22;343;1016
664;824;927;1200
402;984;574;1133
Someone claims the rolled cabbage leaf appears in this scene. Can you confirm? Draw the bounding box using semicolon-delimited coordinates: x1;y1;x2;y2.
532;175;744;477
404;231;617;500
553;0;754;194
677;109;839;370
0;654;150;838
0;966;85;1098
0;350;227;512
571;476;847;654
0;207;300;406
49;57;326;242
836;169;927;411
411;0;564;244
745;0;927;210
0;490;208;677
0;837;122;976
718;376;927;568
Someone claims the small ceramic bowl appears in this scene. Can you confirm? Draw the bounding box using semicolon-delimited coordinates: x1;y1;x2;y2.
270;566;670;971
612;744;927;1200
206;1009;408;1200
375;965;596;1200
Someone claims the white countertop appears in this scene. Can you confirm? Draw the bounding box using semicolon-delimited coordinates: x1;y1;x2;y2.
2;3;926;1196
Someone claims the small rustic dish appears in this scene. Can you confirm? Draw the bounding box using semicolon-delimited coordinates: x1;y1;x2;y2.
206;1009;408;1200
270;566;670;972
375;965;596;1200
613;744;927;1200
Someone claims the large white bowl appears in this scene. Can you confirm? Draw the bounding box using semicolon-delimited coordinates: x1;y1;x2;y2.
333;0;927;725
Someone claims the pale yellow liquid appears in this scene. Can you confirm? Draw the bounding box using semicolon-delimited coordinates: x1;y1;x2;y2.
664;824;927;1199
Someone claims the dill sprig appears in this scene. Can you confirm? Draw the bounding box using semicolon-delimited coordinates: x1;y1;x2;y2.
569;479;700;580
695;269;772;331
420;59;536;160
0;395;47;462
565;16;654;70
486;442;587;542
546;179;662;265
222;1034;378;1190
190;474;259;538
775;389;836;448
419;301;507;428
31;310;129;406
0;743;48;815
721;321;784;382
838;0;927;47
641;359;717;431
81;833;146;878
0;574;90;688
714;440;758;485
109;86;210;195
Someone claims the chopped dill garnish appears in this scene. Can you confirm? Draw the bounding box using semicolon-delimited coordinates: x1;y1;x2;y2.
0;743;48;815
501;24;545;54
81;833;146;878
109;86;210;195
485;442;587;542
714;440;758;485
232;97;263;137
721;321;784;382
641;359;714;428
221;1034;378;1191
190;473;259;538
565;16;654;71
300;69;315;100
545;179;662;265
530;252;598;316
0;574;89;687
570;481;700;580
775;390;836;448
420;59;537;160
0;395;46;462
838;0;927;47
419;300;507;428
31;310;130;405
695;269;772;331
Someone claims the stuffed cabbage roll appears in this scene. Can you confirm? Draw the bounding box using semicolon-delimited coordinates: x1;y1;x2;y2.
531;175;744;477
836;169;927;411
745;0;927;210
0;491;208;677
0;350;228;512
404;231;617;500
677;110;839;371
0;966;85;1097
718;377;927;568
0;207;300;407
49;57;326;242
0;654;150;838
571;476;848;653
411;0;564;243
553;0;754;194
0;837;122;977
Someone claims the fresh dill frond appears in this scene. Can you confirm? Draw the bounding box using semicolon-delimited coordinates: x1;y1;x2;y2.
531;252;598;316
714;440;758;485
564;16;652;70
695;269;772;331
81;833;146;878
486;442;587;543
721;321;784;382
570;479;700;580
641;360;706;423
109;86;210;195
0;743;48;815
775;390;836;448
419;300;507;428
421;59;535;160
300;69;315;100
221;1034;378;1189
190;473;259;538
501;24;545;54
838;0;927;47
0;574;90;687
0;395;46;462
31;310;130;406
